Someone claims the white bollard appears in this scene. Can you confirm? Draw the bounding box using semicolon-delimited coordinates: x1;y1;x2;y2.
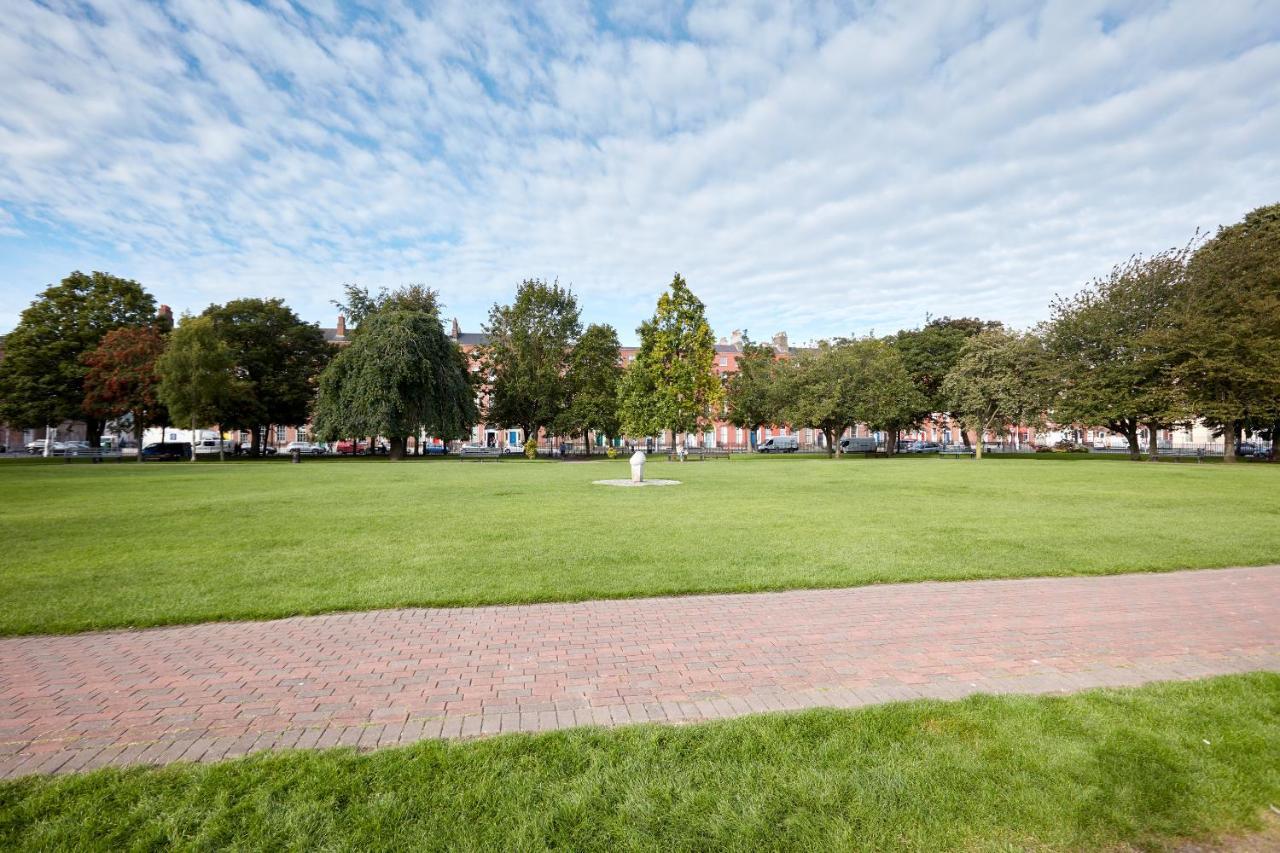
630;450;646;483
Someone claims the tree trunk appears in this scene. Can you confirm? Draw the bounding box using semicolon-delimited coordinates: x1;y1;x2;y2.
250;426;262;457
960;429;972;449
826;428;837;457
134;413;145;462
1123;421;1141;461
85;417;102;449
217;424;226;462
190;417;198;462
974;427;984;460
389;435;406;461
884;428;897;456
583;431;591;456
1222;420;1240;463
1146;422;1161;462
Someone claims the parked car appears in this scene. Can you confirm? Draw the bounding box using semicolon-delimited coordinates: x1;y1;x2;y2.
26;439;67;455
284;441;327;456
1052;439;1090;453
335;439;366;455
141;442;192;461
839;437;878;453
901;441;941;454
758;435;799;453
422;443;448;455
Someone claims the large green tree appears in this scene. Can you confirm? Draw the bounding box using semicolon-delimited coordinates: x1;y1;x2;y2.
1165;204;1280;462
893;317;999;448
312;309;477;461
157;317;248;462
200;299;332;454
480;279;581;442
334;283;441;328
0;271;155;446
847;337;928;455
725;338;784;448
81;325;169;460
777;343;859;457
1045;247;1190;460
557;323;623;455
941;329;1049;460
618;274;723;447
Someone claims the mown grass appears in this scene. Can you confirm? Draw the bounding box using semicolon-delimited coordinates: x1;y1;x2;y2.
1;454;1278;635
2;674;1278;851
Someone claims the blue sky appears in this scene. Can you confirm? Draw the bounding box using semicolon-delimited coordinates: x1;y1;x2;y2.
2;1;1278;344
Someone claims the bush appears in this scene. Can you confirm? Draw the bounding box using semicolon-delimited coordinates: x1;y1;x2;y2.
606;446;618;459
523;437;538;459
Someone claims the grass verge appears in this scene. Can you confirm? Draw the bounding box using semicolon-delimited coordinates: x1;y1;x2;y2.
2;673;1278;850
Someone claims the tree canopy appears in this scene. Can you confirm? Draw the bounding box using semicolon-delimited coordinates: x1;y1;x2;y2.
1044;247;1190;459
82;325;169;457
480;279;581;440
618;273;723;442
0;271;155;445
941;328;1049;459
1164;204;1280;461
157;316;248;461
557;323;623;454
725;337;784;444
312;309;476;460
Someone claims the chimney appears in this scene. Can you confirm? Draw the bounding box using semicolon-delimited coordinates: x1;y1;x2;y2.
451;317;461;339
157;304;172;322
336;314;347;338
730;329;743;347
771;331;788;352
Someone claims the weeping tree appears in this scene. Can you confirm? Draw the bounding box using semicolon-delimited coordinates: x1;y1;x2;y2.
311;309;476;460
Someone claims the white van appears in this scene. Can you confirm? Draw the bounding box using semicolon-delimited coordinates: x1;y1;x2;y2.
758;435;799;453
839;436;878;453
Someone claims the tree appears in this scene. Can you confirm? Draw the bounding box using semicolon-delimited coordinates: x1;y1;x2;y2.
848;337;928;455
618;273;723;447
941;329;1049;460
893;317;1000;448
0;271;155;446
557;324;623;455
311;310;477;461
776;343;857;457
480;279;581;443
725;338;784;448
200;299;332;455
157;317;247;461
81;326;169;461
334;283;441;329
1045;247;1191;460
1165;204;1280;462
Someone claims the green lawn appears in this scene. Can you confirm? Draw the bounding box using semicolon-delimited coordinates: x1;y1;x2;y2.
0;455;1277;635
3;674;1278;851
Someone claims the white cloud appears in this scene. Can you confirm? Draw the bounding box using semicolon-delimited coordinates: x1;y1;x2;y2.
0;0;1278;342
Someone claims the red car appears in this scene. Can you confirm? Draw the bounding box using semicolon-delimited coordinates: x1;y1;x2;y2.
335;440;367;455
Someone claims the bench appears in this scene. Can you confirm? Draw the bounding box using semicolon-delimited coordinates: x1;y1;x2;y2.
458;446;502;461
939;449;975;458
666;448;731;462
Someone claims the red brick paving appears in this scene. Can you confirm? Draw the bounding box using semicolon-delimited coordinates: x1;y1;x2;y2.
2;566;1277;778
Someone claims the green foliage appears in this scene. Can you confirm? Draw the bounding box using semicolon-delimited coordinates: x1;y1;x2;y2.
3;675;1279;851
156;317;249;459
0;271;155;440
81;326;169;452
481;279;581;437
311;310;476;460
605;446;619;459
618;274;723;439
333;283;441;329
200;299;332;441
725;338;783;433
942;329;1050;459
893;317;999;417
557;323;623;453
1045;247;1192;458
1166;204;1280;459
523;436;538;459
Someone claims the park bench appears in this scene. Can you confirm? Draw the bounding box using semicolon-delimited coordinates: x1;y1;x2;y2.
666;448;731;462
459;445;502;461
938;448;975;458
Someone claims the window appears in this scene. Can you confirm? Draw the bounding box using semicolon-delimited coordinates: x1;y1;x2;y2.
718;357;728;367
276;426;287;443
736;428;744;444
719;426;727;442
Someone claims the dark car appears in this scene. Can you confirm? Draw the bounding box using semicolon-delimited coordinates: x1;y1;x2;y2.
141;442;192;461
901;441;941;454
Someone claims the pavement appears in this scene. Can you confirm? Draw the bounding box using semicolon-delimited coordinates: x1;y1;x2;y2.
2;565;1277;778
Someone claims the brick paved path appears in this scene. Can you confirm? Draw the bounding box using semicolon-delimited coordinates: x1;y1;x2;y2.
2;566;1278;778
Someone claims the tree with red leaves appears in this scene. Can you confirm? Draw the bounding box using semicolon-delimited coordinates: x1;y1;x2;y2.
82;326;168;459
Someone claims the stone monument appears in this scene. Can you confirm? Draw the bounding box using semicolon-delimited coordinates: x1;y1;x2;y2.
630;449;646;483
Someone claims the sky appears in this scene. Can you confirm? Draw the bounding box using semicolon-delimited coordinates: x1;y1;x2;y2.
2;1;1278;345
